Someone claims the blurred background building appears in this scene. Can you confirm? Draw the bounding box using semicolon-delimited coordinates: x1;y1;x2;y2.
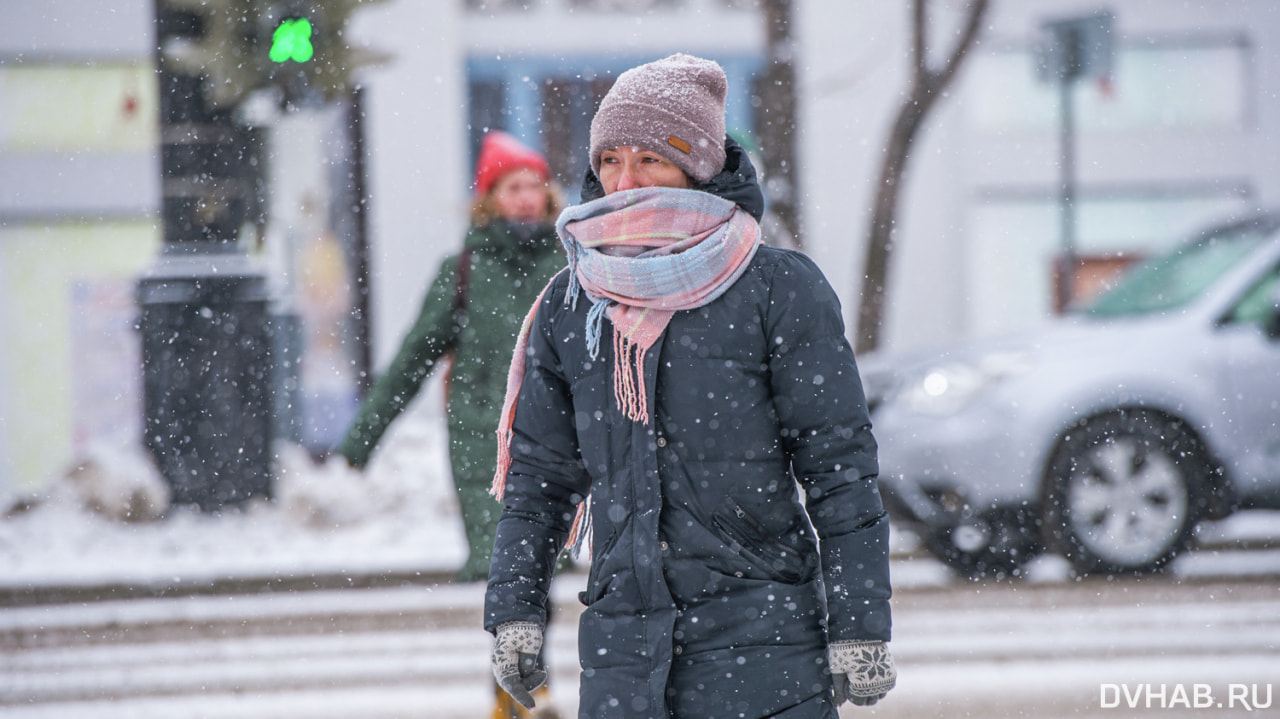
2;0;1279;495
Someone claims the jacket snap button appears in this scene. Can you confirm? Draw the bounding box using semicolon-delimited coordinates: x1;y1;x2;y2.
735;572;744;578
657;437;667;447
660;541;669;551
674;646;682;655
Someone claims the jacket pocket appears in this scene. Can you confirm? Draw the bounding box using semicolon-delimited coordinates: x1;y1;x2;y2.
580;517;624;607
711;499;808;584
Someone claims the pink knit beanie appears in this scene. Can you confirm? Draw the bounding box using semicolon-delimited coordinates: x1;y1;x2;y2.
589;53;728;184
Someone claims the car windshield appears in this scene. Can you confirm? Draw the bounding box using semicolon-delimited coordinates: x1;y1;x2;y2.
1079;221;1276;318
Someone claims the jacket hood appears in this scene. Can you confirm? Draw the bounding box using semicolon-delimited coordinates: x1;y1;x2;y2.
578;135;765;222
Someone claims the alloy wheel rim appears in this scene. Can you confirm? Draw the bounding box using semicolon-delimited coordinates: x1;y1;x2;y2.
1066;436;1189;565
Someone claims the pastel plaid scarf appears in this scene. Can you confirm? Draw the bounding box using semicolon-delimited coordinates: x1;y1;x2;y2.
492;188;761;540
562;186;762;422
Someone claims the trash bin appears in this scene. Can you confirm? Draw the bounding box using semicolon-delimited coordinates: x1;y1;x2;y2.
137;250;274;510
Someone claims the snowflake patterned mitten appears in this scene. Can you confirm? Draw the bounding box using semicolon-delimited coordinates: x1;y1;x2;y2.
492;621;548;709
829;639;897;706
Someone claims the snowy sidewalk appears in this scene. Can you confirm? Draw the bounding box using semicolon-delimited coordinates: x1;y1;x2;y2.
0;411;470;605
3;406;1279;607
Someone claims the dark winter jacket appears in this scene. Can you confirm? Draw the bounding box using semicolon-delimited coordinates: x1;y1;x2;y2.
485;149;891;718
335;220;565;468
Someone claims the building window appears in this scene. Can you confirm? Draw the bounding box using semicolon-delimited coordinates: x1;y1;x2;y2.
467;79;506;166
966;190;1252;335
967;34;1252;134
541;76;615;190
466;53;760;194
465;0;543;12
464;0;752;12
567;0;681;9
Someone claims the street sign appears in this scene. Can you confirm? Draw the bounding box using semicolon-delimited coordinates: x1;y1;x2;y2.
1035;10;1115;84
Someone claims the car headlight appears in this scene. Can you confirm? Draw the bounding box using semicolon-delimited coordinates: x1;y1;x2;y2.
899;352;1031;416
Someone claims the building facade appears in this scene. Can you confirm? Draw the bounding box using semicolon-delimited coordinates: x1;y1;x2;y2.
2;0;1279;492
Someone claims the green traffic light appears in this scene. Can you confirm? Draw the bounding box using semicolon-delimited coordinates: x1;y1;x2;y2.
270;17;314;63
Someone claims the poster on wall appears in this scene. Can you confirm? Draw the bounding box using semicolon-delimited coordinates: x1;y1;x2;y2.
69;278;142;451
263;93;369;458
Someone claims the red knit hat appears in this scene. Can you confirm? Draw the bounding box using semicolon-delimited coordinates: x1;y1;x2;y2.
473;131;552;198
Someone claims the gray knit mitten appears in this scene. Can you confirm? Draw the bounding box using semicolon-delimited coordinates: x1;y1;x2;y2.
492;621;547;709
828;640;897;706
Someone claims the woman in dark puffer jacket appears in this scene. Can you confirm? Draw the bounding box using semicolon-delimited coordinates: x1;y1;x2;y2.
486;54;896;719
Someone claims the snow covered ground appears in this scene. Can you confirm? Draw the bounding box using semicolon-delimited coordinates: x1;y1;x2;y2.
0;405;467;597
2;400;1279;601
2;401;1279;719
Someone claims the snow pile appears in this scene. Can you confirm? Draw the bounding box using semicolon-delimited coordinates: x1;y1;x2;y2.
58;441;171;523
0;404;468;592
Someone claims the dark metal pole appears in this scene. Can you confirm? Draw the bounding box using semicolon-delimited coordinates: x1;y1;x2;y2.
347;86;373;393
1057;75;1078;312
1056;27;1081;313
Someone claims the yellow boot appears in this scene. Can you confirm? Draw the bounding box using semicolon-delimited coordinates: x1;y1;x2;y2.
492;680;560;719
530;685;561;719
492;679;520;719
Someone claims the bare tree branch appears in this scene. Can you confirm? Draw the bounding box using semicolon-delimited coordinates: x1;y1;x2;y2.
756;0;802;249
931;0;990;93
912;0;928;87
856;0;990;354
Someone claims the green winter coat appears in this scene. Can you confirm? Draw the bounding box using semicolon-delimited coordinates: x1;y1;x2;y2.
336;219;565;580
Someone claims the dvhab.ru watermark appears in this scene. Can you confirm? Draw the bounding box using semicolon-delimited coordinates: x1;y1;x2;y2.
1101;684;1273;711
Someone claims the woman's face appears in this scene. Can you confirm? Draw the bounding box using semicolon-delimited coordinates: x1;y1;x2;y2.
491;167;550;223
598;146;691;194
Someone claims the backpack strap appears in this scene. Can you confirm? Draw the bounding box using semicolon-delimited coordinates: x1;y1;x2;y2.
454;247;472;314
442;248;472;407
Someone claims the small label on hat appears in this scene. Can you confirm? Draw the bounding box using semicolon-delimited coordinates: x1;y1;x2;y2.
667;135;692;154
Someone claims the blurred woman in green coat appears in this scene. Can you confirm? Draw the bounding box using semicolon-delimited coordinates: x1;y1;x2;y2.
336;131;565;583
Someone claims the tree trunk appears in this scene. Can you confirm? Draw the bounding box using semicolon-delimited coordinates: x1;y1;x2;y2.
756;0;802;249
855;0;989;354
857;100;929;353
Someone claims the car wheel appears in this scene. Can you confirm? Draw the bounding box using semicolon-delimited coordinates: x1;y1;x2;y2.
1043;410;1207;575
924;505;1041;580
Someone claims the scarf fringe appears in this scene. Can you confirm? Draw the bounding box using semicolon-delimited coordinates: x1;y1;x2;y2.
492;427;513;501
565;497;592;559
585;297;609;360
613;331;650;424
490;283;550;503
491;279;593;555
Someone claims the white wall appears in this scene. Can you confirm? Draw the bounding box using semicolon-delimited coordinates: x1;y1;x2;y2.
0;0;159;492
4;0;1280;489
794;1;903;332
800;0;1280;353
348;3;467;369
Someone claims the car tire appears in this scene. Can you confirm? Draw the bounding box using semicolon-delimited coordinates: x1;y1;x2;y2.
924;505;1041;580
1043;410;1208;575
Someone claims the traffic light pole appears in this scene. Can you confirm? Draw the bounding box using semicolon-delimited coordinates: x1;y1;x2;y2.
137;3;274;510
1056;30;1079;314
1036;11;1113;313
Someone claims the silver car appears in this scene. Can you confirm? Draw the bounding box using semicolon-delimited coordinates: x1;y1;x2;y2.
862;211;1280;577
